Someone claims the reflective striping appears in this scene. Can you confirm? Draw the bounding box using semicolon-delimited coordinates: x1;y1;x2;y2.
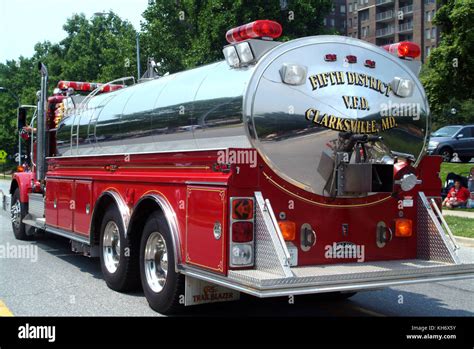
0;300;13;316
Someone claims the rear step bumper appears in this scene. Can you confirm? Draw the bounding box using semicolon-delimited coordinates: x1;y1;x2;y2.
182;261;474;297
183;191;474;297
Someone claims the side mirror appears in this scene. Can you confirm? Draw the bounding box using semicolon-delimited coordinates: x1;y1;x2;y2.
456;134;464;139
17;107;27;130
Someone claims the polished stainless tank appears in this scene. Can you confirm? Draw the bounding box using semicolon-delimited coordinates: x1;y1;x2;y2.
56;35;429;196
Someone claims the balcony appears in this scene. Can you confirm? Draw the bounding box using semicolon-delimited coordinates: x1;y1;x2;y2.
376;10;394;22
400;5;414;16
376;0;394;6
399;21;414;32
376;26;395;37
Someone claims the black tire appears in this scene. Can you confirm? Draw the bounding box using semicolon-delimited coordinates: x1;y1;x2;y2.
459;156;472;163
11;188;30;240
140;211;184;315
439;147;453;162
99;205;140;292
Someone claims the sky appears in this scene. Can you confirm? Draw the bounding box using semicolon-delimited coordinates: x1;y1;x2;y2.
0;0;149;63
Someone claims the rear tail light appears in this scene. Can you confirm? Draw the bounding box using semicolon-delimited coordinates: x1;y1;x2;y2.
232;222;253;242
230;197;255;267
395;218;413;237
232;198;254;220
324;54;337;62
382;41;421;59
225;20;282;44
278;220;296;241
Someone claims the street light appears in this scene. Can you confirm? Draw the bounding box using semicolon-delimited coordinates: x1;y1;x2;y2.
0;87;21;165
93;11;141;80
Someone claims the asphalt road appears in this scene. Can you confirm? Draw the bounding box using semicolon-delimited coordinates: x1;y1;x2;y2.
0;179;473;317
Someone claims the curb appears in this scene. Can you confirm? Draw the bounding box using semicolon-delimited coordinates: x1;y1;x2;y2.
454;236;474;248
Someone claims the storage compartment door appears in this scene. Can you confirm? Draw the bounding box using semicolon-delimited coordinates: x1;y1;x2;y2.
45;179;59;227
73;180;92;236
57;179;74;231
186;186;227;274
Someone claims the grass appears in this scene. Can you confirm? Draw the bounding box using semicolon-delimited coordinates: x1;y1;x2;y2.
439;162;473;185
443;216;474;238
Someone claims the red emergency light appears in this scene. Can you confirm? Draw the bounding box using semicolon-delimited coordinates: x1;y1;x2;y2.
57;81;125;93
382;41;421;59
225;20;282;44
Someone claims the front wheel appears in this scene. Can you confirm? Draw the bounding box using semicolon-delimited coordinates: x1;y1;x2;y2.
459;156;472;163
11;188;30;240
140;212;184;315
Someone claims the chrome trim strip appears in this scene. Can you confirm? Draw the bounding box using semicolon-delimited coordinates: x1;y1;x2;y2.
46;147;232;160
46;225;90;245
131;194;182;271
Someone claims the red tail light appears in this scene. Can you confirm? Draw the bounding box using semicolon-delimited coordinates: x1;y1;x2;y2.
325;54;337;62
232;198;254;220
346;55;357;63
226;20;282;44
364;59;376;68
232;222;254;242
382;41;421;59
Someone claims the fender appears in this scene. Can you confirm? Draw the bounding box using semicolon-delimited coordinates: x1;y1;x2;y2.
90;190;130;243
129;193;182;270
11;172;34;203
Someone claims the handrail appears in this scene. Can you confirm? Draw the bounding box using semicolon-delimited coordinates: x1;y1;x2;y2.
78;76;135;111
264;198;291;262
430;199;460;250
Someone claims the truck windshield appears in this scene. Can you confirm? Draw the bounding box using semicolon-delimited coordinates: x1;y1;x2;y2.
431;126;461;137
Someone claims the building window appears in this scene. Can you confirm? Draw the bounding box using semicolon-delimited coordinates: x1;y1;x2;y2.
360;10;369;21
349;3;353;12
432;10;436;20
354;2;358;10
349;18;353;27
425;28;431;39
341;5;346;13
323;18;327;26
365;0;368;4
426;11;431;21
362;26;369;37
330;18;335;27
343;21;347;28
426;46;431;56
431;27;436;39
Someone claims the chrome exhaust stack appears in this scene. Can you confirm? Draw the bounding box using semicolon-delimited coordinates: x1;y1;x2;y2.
36;62;48;182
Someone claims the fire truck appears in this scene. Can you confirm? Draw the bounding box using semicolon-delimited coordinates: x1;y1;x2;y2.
1;20;473;314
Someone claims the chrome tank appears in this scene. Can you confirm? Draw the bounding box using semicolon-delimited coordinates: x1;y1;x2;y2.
56;35;429;196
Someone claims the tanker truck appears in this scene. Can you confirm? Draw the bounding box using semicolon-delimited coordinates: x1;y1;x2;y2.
1;20;473;314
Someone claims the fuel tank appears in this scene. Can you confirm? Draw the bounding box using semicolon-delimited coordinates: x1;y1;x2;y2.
56;35;429;196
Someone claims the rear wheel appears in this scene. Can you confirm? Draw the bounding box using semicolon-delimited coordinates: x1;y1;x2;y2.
439;147;453;162
11;188;30;240
140;212;184;315
99;206;140;291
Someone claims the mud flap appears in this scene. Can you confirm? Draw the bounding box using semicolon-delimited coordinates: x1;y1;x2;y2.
184;276;240;306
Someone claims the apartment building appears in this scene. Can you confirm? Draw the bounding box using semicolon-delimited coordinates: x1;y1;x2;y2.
345;0;439;61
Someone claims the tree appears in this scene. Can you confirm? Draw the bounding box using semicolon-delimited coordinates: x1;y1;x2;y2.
140;0;333;74
420;0;474;126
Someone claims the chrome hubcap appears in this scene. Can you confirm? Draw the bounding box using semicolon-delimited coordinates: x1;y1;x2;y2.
11;201;21;229
144;232;168;293
103;221;121;274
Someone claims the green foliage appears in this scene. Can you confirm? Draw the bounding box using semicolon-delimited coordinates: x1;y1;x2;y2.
0;1;334;158
0;12;138;159
141;0;333;74
420;0;474;126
